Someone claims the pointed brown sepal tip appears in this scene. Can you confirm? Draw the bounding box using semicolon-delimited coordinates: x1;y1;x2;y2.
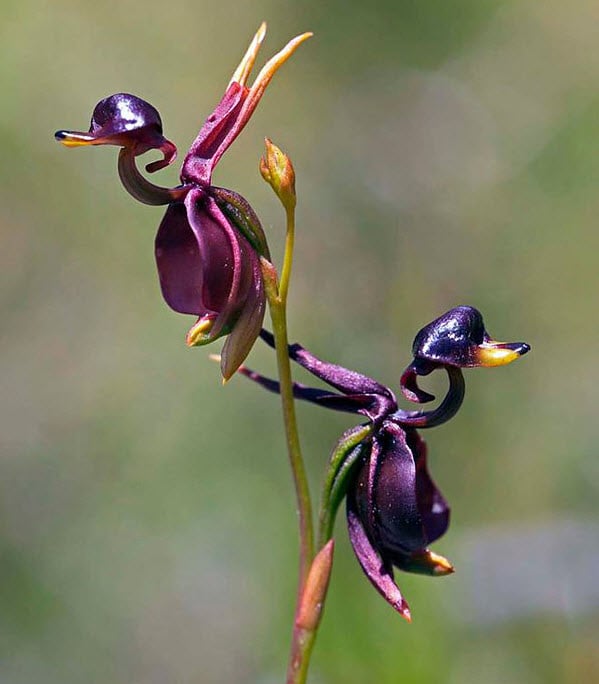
400;603;412;623
220;364;236;384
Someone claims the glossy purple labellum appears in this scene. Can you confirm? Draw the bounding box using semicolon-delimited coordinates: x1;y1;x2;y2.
411;305;530;369
55;93;177;173
400;306;531;404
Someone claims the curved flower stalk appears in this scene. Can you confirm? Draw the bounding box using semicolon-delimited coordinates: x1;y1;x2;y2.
240;306;530;620
55;24;311;379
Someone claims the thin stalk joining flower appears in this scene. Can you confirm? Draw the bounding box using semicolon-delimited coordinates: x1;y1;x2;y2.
259;201;317;684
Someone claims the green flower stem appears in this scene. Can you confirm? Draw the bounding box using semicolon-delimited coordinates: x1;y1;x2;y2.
287;625;317;684
259;201;317;684
265;278;315;589
279;204;295;305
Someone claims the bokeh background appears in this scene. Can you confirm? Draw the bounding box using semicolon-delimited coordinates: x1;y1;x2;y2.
2;0;598;682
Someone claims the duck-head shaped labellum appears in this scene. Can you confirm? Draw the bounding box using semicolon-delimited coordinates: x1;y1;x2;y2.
55;93;182;206
55;93;176;162
411;306;530;369
400;306;530;404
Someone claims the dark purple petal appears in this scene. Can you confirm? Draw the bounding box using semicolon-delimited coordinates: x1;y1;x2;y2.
181;83;247;187
220;249;266;379
346;486;411;620
351;436;382;546
155;188;261;352
371;423;427;554
155;189;243;324
406;430;450;544
258;330;395;400
188;194;245;318
155;199;208;316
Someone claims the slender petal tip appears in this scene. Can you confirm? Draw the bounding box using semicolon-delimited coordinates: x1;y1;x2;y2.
229;22;268;87
243;30;313;111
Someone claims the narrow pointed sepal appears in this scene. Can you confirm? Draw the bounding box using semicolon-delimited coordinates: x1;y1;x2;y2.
228;22;267;88
182;27;311;186
346;490;411;621
220;256;266;380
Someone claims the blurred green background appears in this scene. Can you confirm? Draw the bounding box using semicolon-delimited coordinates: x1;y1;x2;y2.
1;0;598;682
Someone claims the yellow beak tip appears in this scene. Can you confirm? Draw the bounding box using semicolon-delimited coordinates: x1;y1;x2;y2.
477;342;530;367
55;130;95;147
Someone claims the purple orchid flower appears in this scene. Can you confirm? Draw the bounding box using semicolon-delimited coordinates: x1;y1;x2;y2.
240;306;529;620
346;423;452;621
55;24;311;379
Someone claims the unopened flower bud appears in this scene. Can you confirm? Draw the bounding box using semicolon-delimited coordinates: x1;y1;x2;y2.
260;138;296;210
296;540;334;631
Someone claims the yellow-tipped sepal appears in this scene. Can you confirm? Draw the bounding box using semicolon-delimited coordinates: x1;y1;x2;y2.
186;315;218;347
396;549;455;577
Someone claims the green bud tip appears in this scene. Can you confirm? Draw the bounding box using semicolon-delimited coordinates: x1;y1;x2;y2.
260;138;296;210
